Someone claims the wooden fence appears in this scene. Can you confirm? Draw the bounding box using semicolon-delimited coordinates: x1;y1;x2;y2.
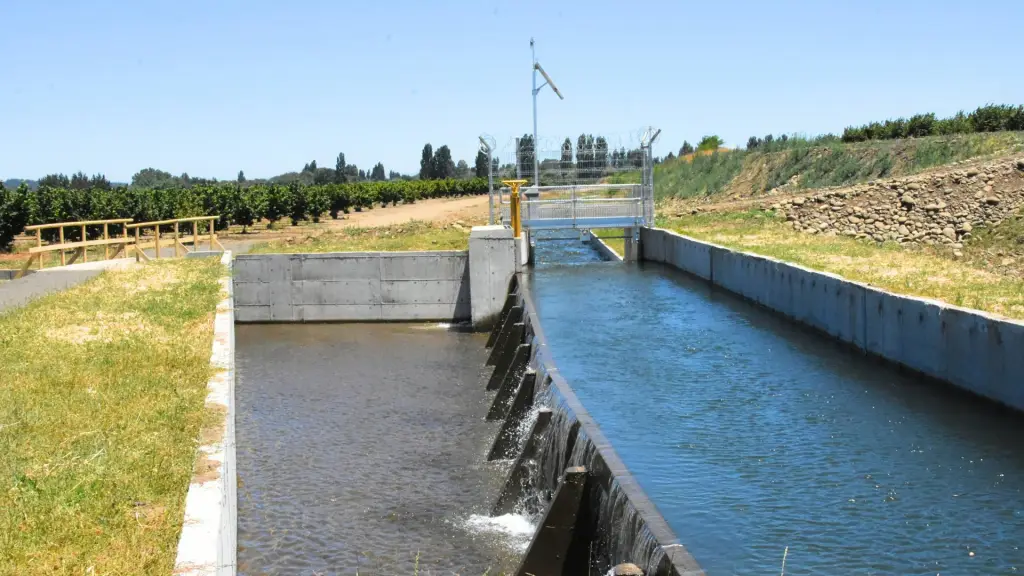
14;216;223;279
126;216;224;262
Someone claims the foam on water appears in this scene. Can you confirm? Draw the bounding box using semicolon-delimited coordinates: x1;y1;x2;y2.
465;513;537;552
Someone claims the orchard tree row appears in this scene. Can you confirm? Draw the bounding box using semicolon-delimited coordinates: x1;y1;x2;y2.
0;178;489;249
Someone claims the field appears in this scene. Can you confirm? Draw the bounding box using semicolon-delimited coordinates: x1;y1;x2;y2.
0;259;224;574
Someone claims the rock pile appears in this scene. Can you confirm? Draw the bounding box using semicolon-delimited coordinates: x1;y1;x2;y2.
770;158;1024;251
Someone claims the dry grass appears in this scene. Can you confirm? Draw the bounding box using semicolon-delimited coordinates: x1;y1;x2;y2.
0;259;224;574
659;211;1024;319
249;220;474;253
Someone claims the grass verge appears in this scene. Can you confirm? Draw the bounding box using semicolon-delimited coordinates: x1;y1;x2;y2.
657;211;1024;320
593;229;625;257
249;220;472;253
0;258;224;574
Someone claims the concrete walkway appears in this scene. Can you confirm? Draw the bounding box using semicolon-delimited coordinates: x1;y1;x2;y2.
0;259;136;314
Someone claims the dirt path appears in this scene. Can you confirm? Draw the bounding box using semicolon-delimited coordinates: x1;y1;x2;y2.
329;195;489;228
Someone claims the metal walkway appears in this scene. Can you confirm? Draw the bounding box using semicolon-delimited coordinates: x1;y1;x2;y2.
497;183;653;231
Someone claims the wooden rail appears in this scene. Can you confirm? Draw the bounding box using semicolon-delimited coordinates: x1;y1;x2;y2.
125;216;224;262
16;219;134;278
13;215;223;278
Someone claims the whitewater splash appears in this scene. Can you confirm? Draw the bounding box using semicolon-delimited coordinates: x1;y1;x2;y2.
465;513;536;552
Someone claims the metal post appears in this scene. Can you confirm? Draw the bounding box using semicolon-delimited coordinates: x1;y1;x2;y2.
531;39;539;188
503;179;527;238
487;146;494;224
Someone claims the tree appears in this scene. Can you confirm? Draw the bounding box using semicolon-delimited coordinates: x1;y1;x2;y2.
90;174;111;190
0;182;32;250
345;165;359;182
237;170;246;183
388;170;402;180
420;144;434;179
131;168;176;189
455;160;470;179
517;135;536;184
431;146;456;180
314;167;334;185
70;171;90;190
474;149;490;178
697;135;723;152
358;169;367;181
594;137;609;177
334;153;347;184
371;162;386;181
39;173;71;189
679;141;694;156
560;138;573;178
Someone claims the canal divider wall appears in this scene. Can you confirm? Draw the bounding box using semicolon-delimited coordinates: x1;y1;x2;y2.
233;227;519;327
483;275;704;576
639;227;1024;412
233;251;472;323
175;251;237;576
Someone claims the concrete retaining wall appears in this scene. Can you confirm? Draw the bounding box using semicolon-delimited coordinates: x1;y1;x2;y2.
640;227;1024;411
233;252;471;323
590;236;623;262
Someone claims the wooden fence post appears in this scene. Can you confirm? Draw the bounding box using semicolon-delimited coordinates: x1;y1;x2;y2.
59;226;66;266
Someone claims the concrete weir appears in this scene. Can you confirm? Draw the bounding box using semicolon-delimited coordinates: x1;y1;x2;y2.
482;276;704;576
639;227;1024;412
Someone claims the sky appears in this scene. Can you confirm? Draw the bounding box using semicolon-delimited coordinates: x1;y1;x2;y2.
1;0;1021;183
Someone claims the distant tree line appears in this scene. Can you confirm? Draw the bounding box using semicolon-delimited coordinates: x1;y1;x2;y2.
839;105;1024;143
507;134;646;184
0;178;489;250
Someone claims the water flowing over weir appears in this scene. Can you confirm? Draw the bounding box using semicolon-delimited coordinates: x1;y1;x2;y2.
480;270;703;576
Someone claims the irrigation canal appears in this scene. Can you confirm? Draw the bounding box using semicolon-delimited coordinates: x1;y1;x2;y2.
234;235;1024;575
530;236;1024;575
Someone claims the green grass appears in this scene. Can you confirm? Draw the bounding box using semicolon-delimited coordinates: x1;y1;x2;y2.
657;210;1024;319
249;220;471;253
593;229;625;257
0;259;224;574
654;150;747;200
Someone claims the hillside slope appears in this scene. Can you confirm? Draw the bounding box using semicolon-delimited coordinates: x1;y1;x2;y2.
655;131;1024;203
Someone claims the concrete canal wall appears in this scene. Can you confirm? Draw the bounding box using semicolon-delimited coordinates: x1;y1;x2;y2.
175;251;237;576
233;227;518;327
233;251;471;323
640;227;1024;412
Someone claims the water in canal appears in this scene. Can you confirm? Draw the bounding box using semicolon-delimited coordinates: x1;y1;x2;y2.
529;236;1024;575
235;324;522;575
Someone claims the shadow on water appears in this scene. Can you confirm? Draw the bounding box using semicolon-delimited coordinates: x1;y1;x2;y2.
528;239;1024;575
235;323;523;575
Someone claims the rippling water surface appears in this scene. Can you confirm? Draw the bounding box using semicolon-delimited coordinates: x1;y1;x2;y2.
529;237;1024;575
235;324;517;575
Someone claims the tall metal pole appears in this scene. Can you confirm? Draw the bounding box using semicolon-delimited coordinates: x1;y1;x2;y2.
486;147;494;224
531;38;539;188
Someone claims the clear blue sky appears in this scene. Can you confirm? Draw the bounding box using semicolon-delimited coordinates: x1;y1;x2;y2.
2;0;1020;182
